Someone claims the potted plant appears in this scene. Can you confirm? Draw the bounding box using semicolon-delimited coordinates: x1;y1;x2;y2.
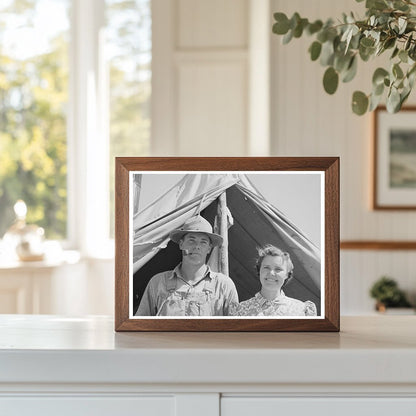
272;0;416;115
369;276;413;312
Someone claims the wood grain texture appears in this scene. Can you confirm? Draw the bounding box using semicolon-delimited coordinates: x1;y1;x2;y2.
115;159;130;330
114;156;338;171
341;241;416;250
114;157;340;332
325;157;340;331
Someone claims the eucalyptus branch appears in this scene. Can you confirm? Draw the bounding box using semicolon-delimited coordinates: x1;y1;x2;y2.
272;0;416;115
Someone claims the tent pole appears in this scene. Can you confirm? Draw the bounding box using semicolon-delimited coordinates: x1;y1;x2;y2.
218;191;229;275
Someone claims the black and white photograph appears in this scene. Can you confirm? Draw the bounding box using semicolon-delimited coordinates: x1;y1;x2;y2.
130;172;324;319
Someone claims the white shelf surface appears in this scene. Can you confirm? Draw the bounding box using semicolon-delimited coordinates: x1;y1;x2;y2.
0;315;415;389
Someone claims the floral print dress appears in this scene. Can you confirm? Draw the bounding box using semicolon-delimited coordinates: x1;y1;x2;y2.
230;291;317;316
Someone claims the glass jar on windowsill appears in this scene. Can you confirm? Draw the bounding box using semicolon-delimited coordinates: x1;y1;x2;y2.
2;200;45;262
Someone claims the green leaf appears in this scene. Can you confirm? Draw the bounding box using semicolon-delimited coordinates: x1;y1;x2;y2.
360;37;375;48
317;30;328;43
368;30;381;46
325;27;338;42
341;25;359;53
366;0;388;10
393;0;410;12
408;67;416;88
290;12;301;30
373;82;385;96
323;67;339;94
372;68;389;86
390;21;400;34
273;13;290;35
386;87;401;112
309;41;322;61
341;26;352;42
282;29;293;44
349;32;361;49
333;35;341;51
398;17;407;34
391;47;399;59
342;56;358;83
408;63;416;78
400;87;411;106
293;22;302;38
409;45;416;60
393;63;404;79
307;20;323;35
399;50;408;63
377;13;389;25
320;40;335;66
369;92;383;111
293;18;309;38
405;34;413;51
334;52;351;72
359;44;375;61
383;37;396;50
352;91;369;115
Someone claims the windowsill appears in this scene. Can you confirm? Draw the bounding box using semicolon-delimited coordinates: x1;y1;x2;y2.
0;250;81;270
0;238;115;270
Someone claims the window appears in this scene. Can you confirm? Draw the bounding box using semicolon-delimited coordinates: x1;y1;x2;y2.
0;0;151;253
0;0;70;239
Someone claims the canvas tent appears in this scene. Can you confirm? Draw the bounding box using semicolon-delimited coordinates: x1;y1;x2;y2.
133;174;321;315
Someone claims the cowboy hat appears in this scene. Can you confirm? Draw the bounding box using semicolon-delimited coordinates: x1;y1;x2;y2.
169;216;223;247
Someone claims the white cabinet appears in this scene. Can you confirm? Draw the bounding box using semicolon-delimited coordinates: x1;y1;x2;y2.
1;396;175;416
222;398;416;416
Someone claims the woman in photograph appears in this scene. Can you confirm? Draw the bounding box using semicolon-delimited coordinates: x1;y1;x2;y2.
231;244;317;317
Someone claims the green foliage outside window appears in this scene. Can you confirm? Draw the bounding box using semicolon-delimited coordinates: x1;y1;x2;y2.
0;1;69;238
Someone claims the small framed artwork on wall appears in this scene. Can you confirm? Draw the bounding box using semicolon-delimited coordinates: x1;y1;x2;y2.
115;157;339;332
374;106;416;209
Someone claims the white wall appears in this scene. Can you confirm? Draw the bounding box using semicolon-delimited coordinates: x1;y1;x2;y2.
152;0;270;156
271;0;416;313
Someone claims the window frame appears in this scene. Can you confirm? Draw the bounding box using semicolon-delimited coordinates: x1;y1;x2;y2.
67;0;112;257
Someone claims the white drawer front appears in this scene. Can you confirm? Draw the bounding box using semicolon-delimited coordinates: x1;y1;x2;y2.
222;397;416;416
1;396;174;416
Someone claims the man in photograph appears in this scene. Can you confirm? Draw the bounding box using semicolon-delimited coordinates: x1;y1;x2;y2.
136;215;239;316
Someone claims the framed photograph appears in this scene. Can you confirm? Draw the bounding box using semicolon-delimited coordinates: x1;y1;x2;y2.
115;157;339;332
374;106;416;209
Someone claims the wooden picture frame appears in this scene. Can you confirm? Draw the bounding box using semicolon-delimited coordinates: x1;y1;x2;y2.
115;157;339;331
373;106;416;210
